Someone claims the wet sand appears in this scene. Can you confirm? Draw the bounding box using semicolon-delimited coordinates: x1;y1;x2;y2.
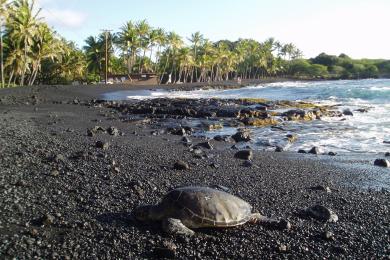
0;82;389;259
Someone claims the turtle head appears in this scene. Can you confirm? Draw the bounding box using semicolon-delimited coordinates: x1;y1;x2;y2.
133;205;152;222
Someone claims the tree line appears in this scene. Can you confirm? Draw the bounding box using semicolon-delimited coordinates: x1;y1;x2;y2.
1;0;390;88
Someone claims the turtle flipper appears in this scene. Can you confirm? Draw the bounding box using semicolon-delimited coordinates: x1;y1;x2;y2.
249;213;291;230
162;218;195;236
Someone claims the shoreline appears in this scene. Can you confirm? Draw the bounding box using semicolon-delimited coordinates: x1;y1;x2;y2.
0;82;389;258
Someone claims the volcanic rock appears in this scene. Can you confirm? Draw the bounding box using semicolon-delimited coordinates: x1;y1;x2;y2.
234;150;253;160
174;161;190;170
374;159;390;167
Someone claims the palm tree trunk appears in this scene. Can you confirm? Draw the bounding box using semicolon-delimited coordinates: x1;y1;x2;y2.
8;70;14;88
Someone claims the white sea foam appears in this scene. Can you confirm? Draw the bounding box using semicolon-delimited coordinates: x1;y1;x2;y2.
106;79;390;154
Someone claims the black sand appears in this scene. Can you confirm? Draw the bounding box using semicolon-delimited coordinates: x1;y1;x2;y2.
0;83;389;259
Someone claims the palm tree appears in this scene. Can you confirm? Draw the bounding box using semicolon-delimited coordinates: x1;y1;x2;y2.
153;27;166;75
0;0;11;87
27;22;61;85
117;21;139;77
189;31;204;81
83;36;104;80
160;32;183;83
7;0;40;86
136;19;150;73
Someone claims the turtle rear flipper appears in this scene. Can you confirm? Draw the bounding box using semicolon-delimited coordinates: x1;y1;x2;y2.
162;218;195;236
250;213;291;230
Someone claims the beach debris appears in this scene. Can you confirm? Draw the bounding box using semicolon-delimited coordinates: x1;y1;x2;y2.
305;205;338;222
231;129;251;142
277;244;288;253
374;159;390;167
107;126;119;136
51;154;65;163
133;186;291;236
286;134;298;143
235;150;253;160
50;170;60;177
322;231;335;241
308;147;321;155
174;160;190;170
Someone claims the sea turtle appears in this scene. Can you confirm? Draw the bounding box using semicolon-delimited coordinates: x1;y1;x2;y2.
133;186;290;235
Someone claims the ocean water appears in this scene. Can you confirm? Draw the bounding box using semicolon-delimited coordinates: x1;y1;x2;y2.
104;79;390;154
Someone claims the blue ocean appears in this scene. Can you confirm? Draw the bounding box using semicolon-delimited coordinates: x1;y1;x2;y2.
105;79;390;154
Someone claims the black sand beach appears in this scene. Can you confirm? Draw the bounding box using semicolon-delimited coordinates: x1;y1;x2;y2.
0;83;389;259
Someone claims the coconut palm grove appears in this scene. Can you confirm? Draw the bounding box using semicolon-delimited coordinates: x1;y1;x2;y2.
1;0;390;87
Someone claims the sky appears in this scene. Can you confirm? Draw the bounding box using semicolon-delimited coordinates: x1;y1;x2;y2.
35;0;390;59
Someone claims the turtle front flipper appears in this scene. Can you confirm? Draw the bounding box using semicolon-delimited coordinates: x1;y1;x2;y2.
162;218;195;236
249;213;291;230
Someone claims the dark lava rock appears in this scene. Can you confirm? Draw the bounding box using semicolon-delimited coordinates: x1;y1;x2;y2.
170;127;187;136
230;145;239;150
107;126;119;136
96;141;109;150
231;130;251;142
328;151;337;156
15;179;28;187
355;108;369;113
153;241;177;259
308;147;321;155
87;129;95;137
242;160;254;167
196;141;213;150
298;149;307;154
384;140;390;144
41;214;55;226
234;150;253;160
310;185;332;193
181;137;191;144
374;159;390;167
275;147;284;152
385;152;390;157
209;163;220;169
305;205;338;222
213;135;230;142
174;161;190;170
343;109;354;116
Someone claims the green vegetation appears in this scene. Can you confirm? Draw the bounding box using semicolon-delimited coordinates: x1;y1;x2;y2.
0;0;389;88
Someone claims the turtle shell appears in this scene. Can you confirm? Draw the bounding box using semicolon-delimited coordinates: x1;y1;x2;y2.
157;186;253;228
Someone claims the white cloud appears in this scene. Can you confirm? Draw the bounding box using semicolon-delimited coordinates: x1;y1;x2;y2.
39;8;87;29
